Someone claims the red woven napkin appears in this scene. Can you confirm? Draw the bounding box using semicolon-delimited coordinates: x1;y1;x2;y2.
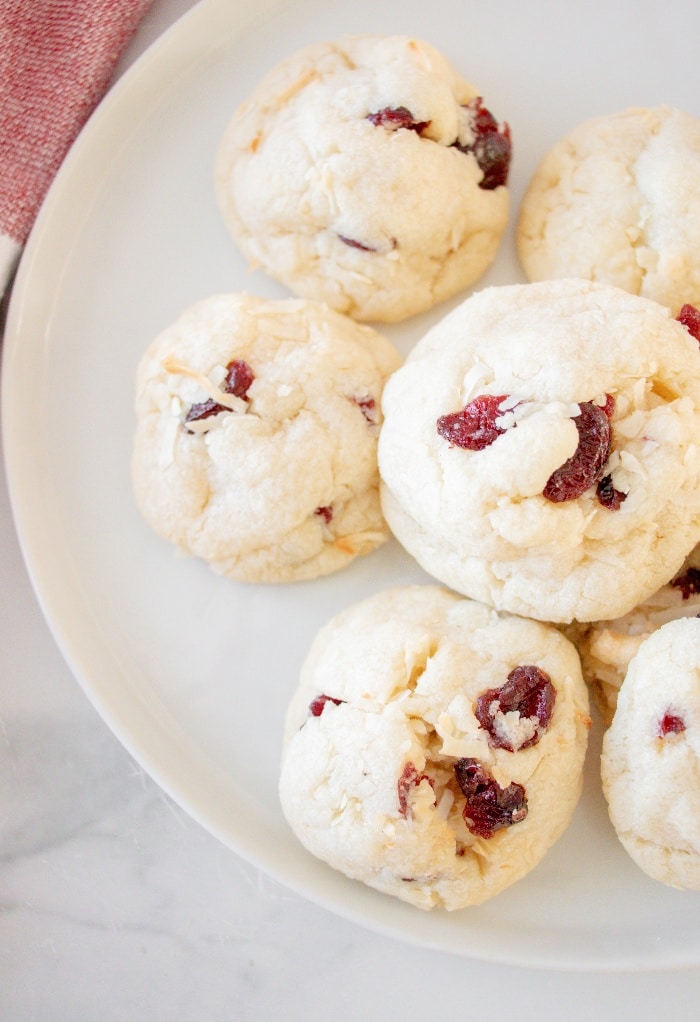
0;0;155;297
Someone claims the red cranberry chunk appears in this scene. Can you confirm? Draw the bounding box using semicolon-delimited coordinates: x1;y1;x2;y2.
453;97;512;190
308;694;345;717
397;762;434;819
596;473;626;510
367;106;430;134
223;359;255;400
314;505;333;524
454;758;528;839
472;132;512;190
543;401;612;502
184;398;228;429
670;567;700;600
474;665;556;752
338;235;377;252
351;395;377;425
436;394;510;450
658;712;686;737
677;303;700;343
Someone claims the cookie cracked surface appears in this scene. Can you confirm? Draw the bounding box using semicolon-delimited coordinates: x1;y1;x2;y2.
132;293;401;582
279;585;590;910
215;35;510;323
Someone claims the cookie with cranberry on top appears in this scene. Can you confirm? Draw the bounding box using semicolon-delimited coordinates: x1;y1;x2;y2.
279;585;590;910
132;293;401;582
378;278;700;623
215;35;511;323
601;617;700;890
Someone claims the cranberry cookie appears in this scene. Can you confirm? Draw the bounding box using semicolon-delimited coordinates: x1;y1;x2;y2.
517;105;700;314
132;293;401;582
577;545;700;724
601;617;700;890
215;35;511;323
378;279;700;623
279;585;590;910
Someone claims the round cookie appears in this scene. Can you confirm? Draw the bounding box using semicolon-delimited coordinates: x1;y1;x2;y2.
577;545;700;724
517;105;700;314
601;617;700;890
215;35;511;323
378;278;700;624
279;585;590;910
132;293;401;582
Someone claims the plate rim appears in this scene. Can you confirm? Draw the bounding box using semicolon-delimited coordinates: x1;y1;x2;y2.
3;0;700;973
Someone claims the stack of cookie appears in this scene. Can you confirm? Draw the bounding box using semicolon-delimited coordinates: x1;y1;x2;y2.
131;35;700;908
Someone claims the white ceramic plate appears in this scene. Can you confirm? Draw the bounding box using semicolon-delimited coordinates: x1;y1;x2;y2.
3;0;700;971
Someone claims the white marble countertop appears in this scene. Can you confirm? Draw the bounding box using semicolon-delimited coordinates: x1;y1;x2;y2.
2;2;700;1017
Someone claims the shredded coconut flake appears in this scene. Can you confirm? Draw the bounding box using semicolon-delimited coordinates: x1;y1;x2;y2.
614;411;645;438
436;789;454;820
161;356;248;413
618;450;646;476
460;363;492;404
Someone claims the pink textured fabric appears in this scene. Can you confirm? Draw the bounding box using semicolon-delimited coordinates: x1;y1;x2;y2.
0;0;155;292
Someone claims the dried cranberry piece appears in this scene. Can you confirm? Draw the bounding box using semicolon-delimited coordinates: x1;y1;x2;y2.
454;758;528;839
453;98;512;190
397;762;435;819
596;474;626;510
184;398;228;428
184;358;255;430
670;567;700;600
223;359;255;400
543;401;612;502
474;665;556;752
436;394;510;450
338;235;377;252
677;303;700;344
658;712;686;737
367;106;430;134
308;694;345;717
472;132;512;190
314;505;333;524
351;395;377;425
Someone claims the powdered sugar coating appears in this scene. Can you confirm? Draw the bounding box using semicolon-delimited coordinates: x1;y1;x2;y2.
378;279;700;623
518;105;700;314
215;35;510;323
279;585;590;910
132;293;401;582
601;617;700;890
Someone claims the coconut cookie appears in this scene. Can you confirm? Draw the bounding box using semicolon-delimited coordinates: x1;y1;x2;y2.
601;617;700;890
132;293;402;583
215;35;511;323
517;105;700;315
578;545;700;724
378;279;700;624
279;585;590;910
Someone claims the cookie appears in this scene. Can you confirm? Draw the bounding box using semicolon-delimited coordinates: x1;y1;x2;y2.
279;585;590;910
132;293;401;582
601;617;700;890
577;545;700;724
378;278;700;624
215;35;511;323
517;105;700;315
